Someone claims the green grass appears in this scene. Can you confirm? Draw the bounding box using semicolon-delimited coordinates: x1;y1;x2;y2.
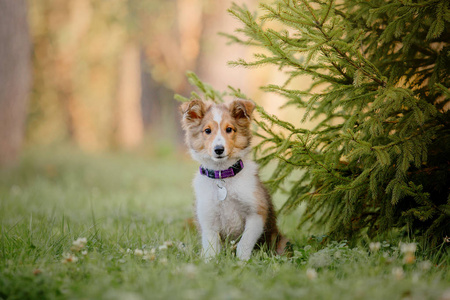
0;147;448;300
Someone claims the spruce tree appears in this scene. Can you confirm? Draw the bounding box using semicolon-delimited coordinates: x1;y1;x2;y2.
177;0;450;247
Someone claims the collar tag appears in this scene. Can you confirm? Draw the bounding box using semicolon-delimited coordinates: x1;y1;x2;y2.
216;180;227;201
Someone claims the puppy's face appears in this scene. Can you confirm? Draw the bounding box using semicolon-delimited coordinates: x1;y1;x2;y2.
180;100;255;163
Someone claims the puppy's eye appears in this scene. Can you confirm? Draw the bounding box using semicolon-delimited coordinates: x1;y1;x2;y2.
205;128;211;134
226;127;233;133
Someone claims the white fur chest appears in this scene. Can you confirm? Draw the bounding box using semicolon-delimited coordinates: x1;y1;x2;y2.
193;160;259;240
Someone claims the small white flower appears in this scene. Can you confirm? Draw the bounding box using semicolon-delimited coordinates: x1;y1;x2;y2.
71;237;87;252
400;242;417;254
306;268;318;280
134;249;144;256
61;252;78;264
159;245;168;251
392;267;404;280
369;242;381;252
75;237;87;245
81;250;88;256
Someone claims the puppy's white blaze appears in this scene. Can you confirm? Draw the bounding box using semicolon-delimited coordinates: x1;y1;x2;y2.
212;107;222;124
211;108;225;150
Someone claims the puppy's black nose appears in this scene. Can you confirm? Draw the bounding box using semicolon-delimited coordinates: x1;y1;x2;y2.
214;145;225;155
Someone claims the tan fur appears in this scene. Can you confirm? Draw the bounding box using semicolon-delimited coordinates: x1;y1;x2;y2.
254;178;287;254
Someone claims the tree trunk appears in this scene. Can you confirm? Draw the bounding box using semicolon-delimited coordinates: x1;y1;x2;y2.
0;0;31;166
115;42;144;149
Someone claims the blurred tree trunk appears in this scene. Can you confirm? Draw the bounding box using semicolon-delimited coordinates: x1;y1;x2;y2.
114;42;144;149
141;52;166;129
0;0;31;166
60;0;99;150
174;0;202;143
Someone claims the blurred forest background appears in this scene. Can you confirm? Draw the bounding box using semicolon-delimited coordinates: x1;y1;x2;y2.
0;0;306;166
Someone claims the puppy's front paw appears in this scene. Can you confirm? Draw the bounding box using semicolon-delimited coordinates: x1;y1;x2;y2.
236;244;252;261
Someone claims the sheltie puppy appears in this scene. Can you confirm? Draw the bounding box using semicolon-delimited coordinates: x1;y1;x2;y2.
180;99;288;261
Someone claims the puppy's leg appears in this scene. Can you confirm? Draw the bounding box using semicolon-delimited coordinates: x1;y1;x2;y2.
197;202;221;259
201;229;221;259
236;214;264;261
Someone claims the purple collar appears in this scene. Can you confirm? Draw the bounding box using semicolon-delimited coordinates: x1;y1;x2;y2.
199;160;244;179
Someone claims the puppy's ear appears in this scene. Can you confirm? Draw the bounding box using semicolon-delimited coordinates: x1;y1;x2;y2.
180;100;206;128
230;99;255;122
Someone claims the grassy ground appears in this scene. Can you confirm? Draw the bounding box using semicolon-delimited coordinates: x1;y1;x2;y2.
0;147;448;300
